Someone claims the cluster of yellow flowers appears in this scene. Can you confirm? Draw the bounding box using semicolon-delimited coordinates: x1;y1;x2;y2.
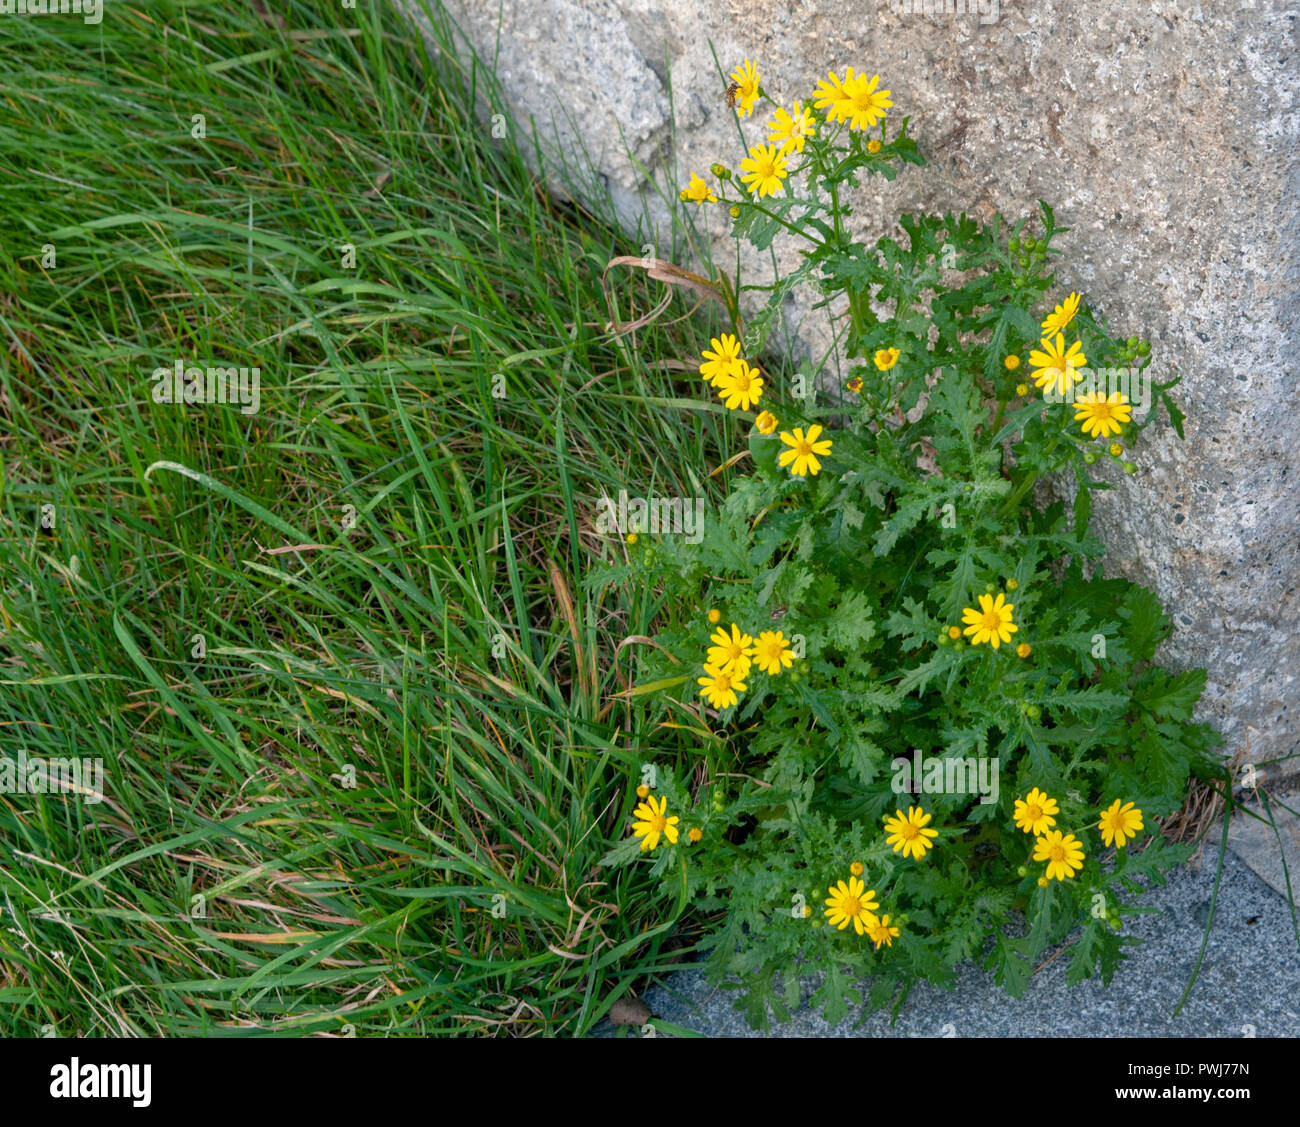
698;333;833;478
1007;291;1134;443
697;618;796;710
680;61;892;205
1014;787;1145;884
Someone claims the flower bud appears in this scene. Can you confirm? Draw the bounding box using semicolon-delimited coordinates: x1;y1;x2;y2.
1123;461;1138;474
1015;383;1029;397
1083;450;1099;465
1026;704;1042;720
1137;340;1151;356
1006;578;1019;591
1109;443;1123;458
729;204;741;219
1017;865;1028;878
711;162;728;179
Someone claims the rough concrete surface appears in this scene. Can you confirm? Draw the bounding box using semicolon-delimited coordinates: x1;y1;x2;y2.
598;842;1300;1036
424;0;1300;782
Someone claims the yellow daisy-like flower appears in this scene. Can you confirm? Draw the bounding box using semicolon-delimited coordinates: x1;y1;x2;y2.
778;424;833;477
849;861;864;876
753;630;794;675
680;172;717;205
824;876;879;934
707;608;721;624
768;101;816;155
697;662;747;710
866;138;882;154
715;358;764;410
707;623;756;674
1041;291;1081;337
960;593;1018;649
1004;354;1021;371
874;347;900;371
1033;829;1086;882
1015;383;1029;397
812;66;857;124
1028;333;1087;397
842;72;893;131
688;827;703;844
846;376;864;393
739;142;789;199
883;805;939;860
1073;391;1132;438
632;794;679;852
1098;799;1145;849
1013;787;1059;836
755;409;778;435
864;912;900;950
699;334;743;387
1017;642;1032;658
729;58;761;117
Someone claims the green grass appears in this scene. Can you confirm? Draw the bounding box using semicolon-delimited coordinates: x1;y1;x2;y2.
0;0;739;1035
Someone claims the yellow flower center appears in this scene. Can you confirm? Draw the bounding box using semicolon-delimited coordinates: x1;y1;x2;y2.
1091;402;1113;419
649;812;667;834
841;896;861;916
1049;843;1065;862
755;156;776;178
981;610;1003;630
794;438;813;457
900;822;919;840
1026;804;1043;822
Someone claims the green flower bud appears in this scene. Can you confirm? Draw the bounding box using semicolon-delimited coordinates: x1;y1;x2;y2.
951;639;965;652
1126;336;1139;349
811;918;824;929
1033;248;1046;260
1018;255;1030;268
1137;340;1151;357
1008;237;1020;253
711;163;729;179
1123;461;1138;474
1026;704;1042;720
729;204;741;219
1109;917;1122;930
984;582;996;595
1017;865;1028;878
1083;450;1099;465
937;631;952;647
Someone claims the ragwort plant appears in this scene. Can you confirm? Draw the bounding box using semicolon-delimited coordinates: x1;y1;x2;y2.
598;62;1223;1028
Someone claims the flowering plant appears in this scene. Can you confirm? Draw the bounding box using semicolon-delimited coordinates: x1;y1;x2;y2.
599;62;1220;1027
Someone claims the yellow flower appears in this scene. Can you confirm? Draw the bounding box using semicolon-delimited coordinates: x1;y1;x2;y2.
715;358;764;410
680;172;717;205
1037;876;1049;888
1017;642;1032;658
707;623;756;674
753;630;795;675
864;912;900;950
849;861;864;876
842;72;893;131
812;66;857;124
699;334;743;387
1073;391;1132;438
739;142;789;199
1013;787;1059;835
697;663;747;710
866;138;882;154
947;625;962;640
846;376;864;393
1109;442;1124;457
1033;829;1085;881
1041;291;1081;337
883;806;939;860
729;58;761;117
755;409;778;435
688;827;703;844
1028;332;1087;397
636;784;650;798
960;592;1018;649
874;347;900;371
824;876;879;934
1098;799;1144;849
707;608;721;624
1015;383;1029;397
778;424;833;477
1004;354;1021;370
768;101;816;155
632;794;679;852
626;532;638;545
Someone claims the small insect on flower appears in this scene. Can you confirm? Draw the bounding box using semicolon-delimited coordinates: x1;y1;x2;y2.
723;81;742;110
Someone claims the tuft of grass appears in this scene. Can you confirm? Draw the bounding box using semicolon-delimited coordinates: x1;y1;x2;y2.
0;0;739;1035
